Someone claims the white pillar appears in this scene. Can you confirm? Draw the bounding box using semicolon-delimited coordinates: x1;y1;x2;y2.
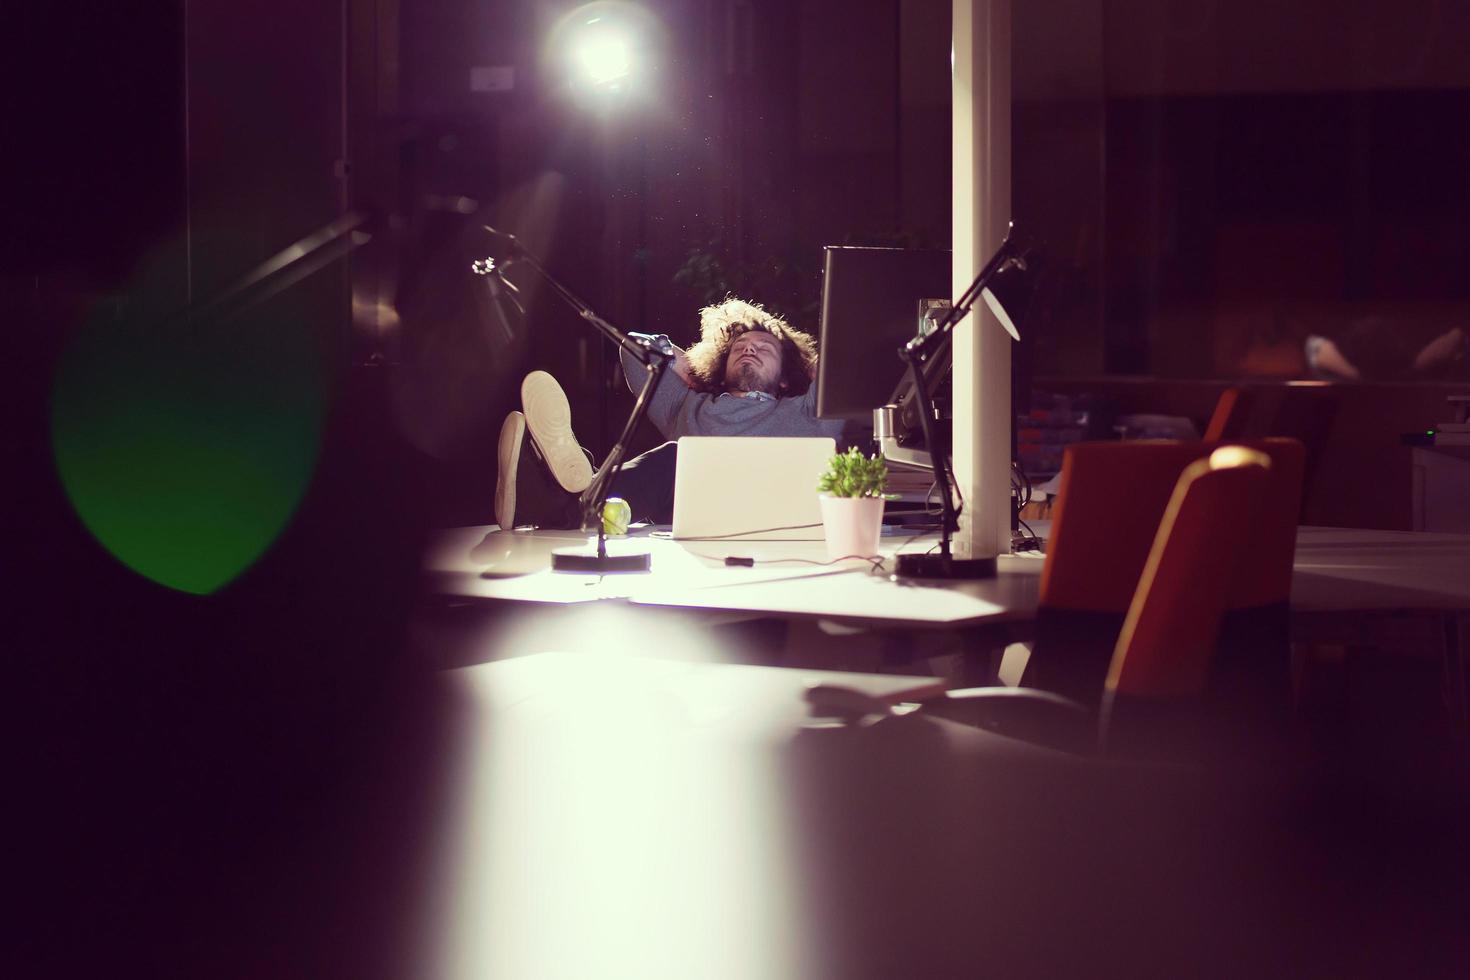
951;0;1011;559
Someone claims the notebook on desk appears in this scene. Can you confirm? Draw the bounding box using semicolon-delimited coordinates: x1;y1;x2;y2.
671;436;836;541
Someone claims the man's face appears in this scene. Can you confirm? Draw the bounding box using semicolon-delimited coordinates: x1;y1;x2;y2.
723;329;785;395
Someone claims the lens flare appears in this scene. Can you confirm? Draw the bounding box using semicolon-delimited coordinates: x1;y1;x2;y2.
546;2;667;108
50;238;327;594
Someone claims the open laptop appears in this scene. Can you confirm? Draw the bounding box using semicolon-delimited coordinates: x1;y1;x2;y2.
671;436;836;541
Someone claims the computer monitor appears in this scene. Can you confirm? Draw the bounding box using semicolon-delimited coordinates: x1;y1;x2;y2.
815;246;951;422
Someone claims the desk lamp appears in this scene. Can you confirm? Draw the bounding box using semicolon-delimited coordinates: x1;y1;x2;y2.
892;222;1032;580
472;227;671;573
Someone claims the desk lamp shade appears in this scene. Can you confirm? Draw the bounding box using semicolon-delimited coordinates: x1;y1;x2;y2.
979;252;1033;342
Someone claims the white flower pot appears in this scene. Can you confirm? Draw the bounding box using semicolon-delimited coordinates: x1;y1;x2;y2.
818;495;886;560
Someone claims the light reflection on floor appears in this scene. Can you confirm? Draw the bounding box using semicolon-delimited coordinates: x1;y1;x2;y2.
430;607;806;979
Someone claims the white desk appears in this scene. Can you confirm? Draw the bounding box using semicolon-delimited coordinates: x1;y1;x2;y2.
1289;525;1470;614
1285;526;1470;727
422;525;1045;629
424;522;1470;623
424;522;1470;730
425;523;1470;711
1412;444;1470;533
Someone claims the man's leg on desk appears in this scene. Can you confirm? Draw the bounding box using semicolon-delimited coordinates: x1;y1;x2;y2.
495;410;582;530
520;371;595;493
608;441;678;525
495;372;678;529
495;430;676;529
496;371;593;530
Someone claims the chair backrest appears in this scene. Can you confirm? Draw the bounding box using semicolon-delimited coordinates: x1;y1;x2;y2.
1223;437;1304;610
1104;447;1272;700
1040;441;1207;614
1039;437;1304;614
1238;382;1337;513
1202;386;1251;442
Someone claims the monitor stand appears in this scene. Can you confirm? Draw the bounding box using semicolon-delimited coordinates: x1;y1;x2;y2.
877;437;933;470
873;404;935;470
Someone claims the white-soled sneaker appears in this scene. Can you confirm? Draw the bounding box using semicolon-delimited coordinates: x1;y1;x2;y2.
520;370;594;493
494;409;582;530
494;411;527;530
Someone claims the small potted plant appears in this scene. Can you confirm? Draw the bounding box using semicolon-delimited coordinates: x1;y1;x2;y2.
816;447;893;559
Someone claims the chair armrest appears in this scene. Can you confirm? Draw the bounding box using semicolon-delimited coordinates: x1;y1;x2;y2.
915;686;1095;754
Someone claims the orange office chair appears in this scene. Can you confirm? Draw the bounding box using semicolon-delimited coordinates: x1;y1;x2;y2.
925;447;1273;761
1099;447;1272;758
1212;438;1305;750
1021;437;1304;712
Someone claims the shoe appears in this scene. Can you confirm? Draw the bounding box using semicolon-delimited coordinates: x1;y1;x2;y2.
520;371;594;493
495;410;583;530
495;411;527;530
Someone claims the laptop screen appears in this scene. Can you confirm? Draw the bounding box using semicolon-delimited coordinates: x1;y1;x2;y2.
671;437;836;541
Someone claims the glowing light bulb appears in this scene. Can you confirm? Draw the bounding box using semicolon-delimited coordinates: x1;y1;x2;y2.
572;26;632;89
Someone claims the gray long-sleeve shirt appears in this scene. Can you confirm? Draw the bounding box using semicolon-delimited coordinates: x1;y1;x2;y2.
620;344;846;442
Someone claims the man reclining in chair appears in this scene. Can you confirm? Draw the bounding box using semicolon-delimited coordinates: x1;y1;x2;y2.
496;297;846;530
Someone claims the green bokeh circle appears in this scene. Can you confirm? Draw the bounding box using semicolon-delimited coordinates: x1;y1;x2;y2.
51;254;329;595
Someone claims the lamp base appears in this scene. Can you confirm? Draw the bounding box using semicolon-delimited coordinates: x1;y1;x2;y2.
550;546;652;574
893;553;997;579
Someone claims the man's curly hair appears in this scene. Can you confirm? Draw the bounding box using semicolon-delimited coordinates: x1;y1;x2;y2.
684;297;819;395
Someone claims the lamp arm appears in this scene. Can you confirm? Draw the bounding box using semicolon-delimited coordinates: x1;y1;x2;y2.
505;251;666;364
886;225;1021;580
471;232;672;565
904;226;1017;363
899;231;1016;557
578;353;671;539
169;211;372;330
903;344;958;559
472;232;666;366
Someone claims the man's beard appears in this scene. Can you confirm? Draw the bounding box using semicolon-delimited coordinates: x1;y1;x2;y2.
730;361;780;396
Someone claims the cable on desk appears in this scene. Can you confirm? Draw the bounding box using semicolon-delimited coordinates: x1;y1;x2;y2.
1010;462;1045;552
1013;516;1043;553
652;522;824;541
885;527;942;563
688;551;888;574
1011;461;1033;510
757;554;888;574
920;474;964;517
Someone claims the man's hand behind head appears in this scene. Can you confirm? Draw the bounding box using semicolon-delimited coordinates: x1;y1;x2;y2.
670;346;695;387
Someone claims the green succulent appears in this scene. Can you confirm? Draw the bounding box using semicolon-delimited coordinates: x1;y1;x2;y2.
817;447;894;499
